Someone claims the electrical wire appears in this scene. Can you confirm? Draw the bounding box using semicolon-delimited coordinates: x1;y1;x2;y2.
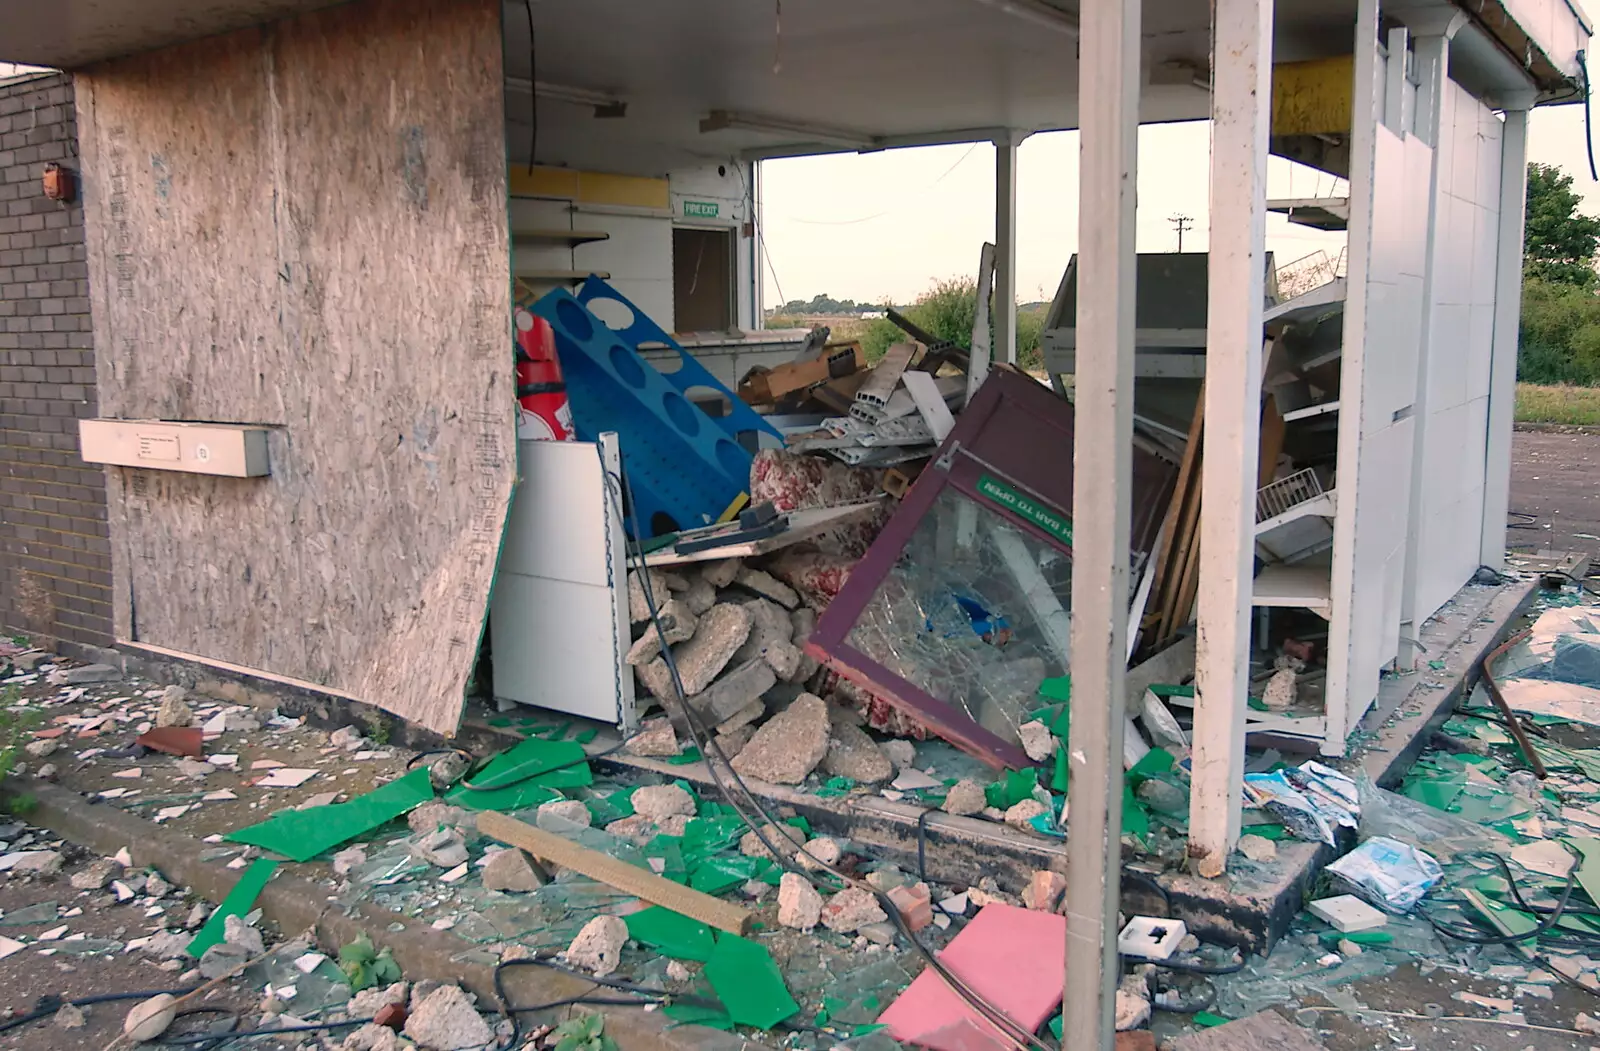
524;0;537;176
0;987;200;1036
606;463;1052;1051
1582;50;1597;183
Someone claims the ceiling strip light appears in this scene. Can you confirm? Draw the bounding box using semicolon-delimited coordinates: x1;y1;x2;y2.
970;0;1080;37
699;110;878;150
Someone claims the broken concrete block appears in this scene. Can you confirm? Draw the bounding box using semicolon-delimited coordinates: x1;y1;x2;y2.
65;663;121;684
482;849;544;893
700;558;742;588
777;872;823;931
624;599;698;667
739;823;792;860
887;882;933;932
223;914;265;955
535;800;592;832
1261;665;1297;711
730;692;830;784
24;739;57;759
790;606;817;643
734;599;794;661
605;815;662;846
820;886;887;933
674;603;754;695
633;659;676;704
736;568;800;609
631;784;695;820
942;779;986;817
1236;834;1278;863
407;802;470;835
627;569;675;624
123;995;177;1043
715;699;766;735
342;1022;403;1051
332;847;367;877
11;851;62;876
821;716;893;784
680;576;717;616
412;829;469;869
625;717;681;757
155;687;193;729
566;916;627;977
1114;988;1150;1031
688;658;776;724
198;942;250;980
1023;870;1067;912
1017;720;1055;763
794;836;842;872
762;639;804;681
70;857;123;891
402;984;495;1050
657;813;691;837
1003;799;1050;832
713;726;754;757
329;725;366;750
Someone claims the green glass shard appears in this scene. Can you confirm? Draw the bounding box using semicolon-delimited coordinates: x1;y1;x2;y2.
624;906;715;962
666;747;703;765
1037;675;1071;704
226;766;435;862
662;1003;734;1030
445;737;592;811
986;768;1039;810
644;835;687;884
703;934;800;1030
690;856;759;896
186;858;277;958
1127;748;1176;785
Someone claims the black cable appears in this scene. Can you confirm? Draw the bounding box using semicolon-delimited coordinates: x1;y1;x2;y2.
0;986;199;1036
1531;567;1600;599
524;0;536;176
1582;50;1597;183
1146;955;1245;976
1151;976;1218;1015
453;740;628;793
1419;850;1582;946
607;464;1052;1051
916;807;936;886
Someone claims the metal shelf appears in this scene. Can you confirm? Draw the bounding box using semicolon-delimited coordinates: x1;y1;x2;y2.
1251;563;1333;617
513;229;611;247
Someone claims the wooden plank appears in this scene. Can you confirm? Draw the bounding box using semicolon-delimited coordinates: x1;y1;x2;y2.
642;501;883;566
477;811;752;936
76;0;514;737
1147;385;1205;639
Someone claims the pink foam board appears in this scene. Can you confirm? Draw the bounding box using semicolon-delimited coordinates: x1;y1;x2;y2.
877;903;1066;1050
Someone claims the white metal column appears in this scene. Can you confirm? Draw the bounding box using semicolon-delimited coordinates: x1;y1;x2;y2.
1065;0;1138;1044
1397;16;1465;669
1480;96;1534;569
1189;0;1273;877
995;132;1020;366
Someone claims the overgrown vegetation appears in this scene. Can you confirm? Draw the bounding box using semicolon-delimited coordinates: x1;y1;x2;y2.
858;276;1047;369
1518;163;1600;385
0;685;40;814
338;934;401;991
1514;382;1600;426
550;1014;618;1051
768;293;884;316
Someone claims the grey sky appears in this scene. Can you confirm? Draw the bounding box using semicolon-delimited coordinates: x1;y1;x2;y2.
759;105;1594;307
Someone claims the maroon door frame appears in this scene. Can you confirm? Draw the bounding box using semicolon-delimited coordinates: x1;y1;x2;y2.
805;368;1178;770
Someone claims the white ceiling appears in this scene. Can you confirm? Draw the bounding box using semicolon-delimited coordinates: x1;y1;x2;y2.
507;0;1363;175
0;0;340;67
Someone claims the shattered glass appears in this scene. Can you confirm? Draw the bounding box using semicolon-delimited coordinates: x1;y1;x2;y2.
846;487;1072;744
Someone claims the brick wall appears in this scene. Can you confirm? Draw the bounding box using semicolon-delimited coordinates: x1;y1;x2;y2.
0;72;111;658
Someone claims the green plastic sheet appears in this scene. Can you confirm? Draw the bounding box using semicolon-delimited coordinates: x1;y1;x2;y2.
226;766;435;862
624;907;715;962
703;933;799;1030
445;738;592;811
985;768;1039;810
186;858;278;958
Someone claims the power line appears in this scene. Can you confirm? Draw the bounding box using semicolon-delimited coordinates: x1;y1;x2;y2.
1168;213;1194;253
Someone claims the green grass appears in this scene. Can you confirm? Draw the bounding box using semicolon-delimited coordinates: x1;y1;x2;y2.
1515;382;1600;426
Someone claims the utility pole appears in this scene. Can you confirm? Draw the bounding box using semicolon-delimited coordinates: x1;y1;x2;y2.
1169;213;1194;252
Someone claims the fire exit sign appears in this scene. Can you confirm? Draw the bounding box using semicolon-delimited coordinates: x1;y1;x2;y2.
682;200;719;219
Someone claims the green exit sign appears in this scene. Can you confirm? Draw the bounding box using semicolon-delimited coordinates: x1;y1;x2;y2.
682;200;720;219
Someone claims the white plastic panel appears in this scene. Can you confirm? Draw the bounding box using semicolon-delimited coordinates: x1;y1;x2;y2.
491;437;634;725
1410;82;1504;620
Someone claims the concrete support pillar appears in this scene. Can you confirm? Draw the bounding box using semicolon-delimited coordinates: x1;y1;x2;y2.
1481;95;1535;568
1188;0;1273;878
1064;0;1138;1045
994;132;1020;366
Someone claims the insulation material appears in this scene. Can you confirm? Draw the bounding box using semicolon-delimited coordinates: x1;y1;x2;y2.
75;0;513;735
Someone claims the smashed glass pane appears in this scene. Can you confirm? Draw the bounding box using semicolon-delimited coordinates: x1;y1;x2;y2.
846;487;1071;744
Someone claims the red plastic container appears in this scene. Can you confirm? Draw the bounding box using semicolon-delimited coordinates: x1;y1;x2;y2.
514;307;575;441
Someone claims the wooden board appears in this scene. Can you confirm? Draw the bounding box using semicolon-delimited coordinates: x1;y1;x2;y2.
76;0;513;736
478;811;752;935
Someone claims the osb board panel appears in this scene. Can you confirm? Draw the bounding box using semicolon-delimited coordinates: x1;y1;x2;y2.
76;0;513;736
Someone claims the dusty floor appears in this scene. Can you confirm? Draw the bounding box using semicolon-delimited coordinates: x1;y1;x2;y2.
1510;429;1600;562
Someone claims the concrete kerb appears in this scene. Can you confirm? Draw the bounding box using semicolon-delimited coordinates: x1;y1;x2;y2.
4;780;764;1051
104;571;1551;959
